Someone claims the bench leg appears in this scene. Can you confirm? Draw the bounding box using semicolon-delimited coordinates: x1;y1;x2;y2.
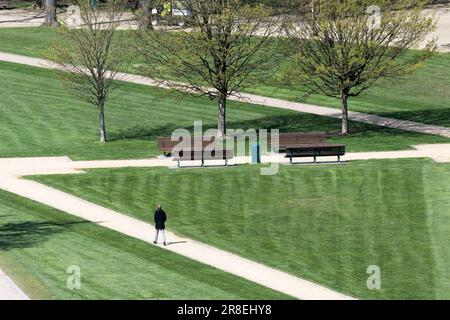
177;160;180;168
338;155;341;163
201;158;204;167
290;155;293;164
314;156;317;164
225;159;228;166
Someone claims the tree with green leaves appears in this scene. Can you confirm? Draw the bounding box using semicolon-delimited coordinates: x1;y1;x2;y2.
49;0;129;143
136;0;280;137
284;0;437;134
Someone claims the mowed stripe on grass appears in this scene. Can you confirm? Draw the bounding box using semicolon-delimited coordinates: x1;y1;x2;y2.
1;60;449;161
31;159;450;299
0;27;449;127
0;189;290;300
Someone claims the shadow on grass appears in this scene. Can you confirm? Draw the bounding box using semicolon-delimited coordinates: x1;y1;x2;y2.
379;108;450;128
108;124;183;142
228;113;426;138
106;111;445;146
0;221;89;251
108;113;378;140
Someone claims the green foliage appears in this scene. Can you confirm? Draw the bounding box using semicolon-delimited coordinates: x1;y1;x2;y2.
285;0;437;98
285;0;437;133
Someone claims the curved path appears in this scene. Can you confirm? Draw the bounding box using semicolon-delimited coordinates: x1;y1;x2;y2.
1;5;450;52
0;144;449;300
0;51;449;138
0;267;29;300
0;156;354;301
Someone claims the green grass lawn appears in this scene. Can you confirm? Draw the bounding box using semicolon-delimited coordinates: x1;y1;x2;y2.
248;51;450;128
3;1;36;9
1;60;448;160
31;159;450;299
0;189;289;299
0;27;449;127
1;26;449;302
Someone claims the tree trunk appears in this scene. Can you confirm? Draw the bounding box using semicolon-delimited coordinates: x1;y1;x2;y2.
341;89;350;135
217;96;227;137
42;0;59;27
99;103;107;144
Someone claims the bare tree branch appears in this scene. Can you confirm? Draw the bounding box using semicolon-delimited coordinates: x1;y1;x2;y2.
135;0;282;136
48;0;129;143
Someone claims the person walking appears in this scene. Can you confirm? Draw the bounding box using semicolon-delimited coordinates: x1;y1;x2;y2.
153;204;167;246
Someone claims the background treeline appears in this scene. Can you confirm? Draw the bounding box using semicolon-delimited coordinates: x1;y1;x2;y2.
5;0;450;10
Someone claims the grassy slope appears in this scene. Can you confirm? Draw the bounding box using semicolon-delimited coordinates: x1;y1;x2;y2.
250;52;450;128
0;60;448;160
0;27;448;127
0;189;289;300
32;159;450;299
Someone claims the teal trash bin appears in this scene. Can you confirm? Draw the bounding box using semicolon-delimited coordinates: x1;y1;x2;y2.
251;144;261;164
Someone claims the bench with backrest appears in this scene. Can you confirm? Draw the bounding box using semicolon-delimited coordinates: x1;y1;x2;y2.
277;132;328;150
172;148;234;168
158;136;233;167
270;132;345;164
158;136;218;155
158;136;182;156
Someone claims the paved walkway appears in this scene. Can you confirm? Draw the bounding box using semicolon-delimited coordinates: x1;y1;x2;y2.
0;143;448;178
1;5;450;52
1;144;449;300
1;8;449;300
1;51;450;139
0;157;356;300
0;267;29;300
230;93;450;138
0;9;137;29
0;9;44;28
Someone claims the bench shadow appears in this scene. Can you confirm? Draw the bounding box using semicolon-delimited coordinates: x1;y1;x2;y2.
284;160;347;166
171;163;235;169
0;220;89;251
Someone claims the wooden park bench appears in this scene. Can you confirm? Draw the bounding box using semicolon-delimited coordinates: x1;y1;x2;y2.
158;136;218;156
172;148;234;168
158;136;234;168
158;136;181;156
270;132;346;164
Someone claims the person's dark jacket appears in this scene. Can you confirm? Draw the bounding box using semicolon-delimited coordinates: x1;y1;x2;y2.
154;208;167;230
